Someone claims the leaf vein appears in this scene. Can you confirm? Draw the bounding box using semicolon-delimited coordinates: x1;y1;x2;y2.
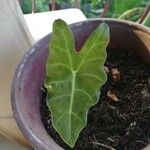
85;57;103;63
71;112;83;124
77;57;103;71
50;94;71;103
49;63;71;70
79;73;102;82
55;112;69;126
55;111;82;127
50;80;68;84
51;44;68;53
75;88;93;103
83;42;107;59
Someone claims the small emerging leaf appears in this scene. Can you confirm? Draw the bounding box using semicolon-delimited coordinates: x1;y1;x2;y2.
118;8;144;21
45;19;110;147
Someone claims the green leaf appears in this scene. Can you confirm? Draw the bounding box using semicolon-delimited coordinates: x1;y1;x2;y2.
20;0;50;14
114;0;141;16
35;0;50;12
45;19;110;147
144;13;150;27
118;8;144;21
21;0;32;14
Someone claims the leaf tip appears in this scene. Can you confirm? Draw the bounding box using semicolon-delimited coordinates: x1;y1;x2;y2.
53;19;67;26
54;18;63;23
98;22;110;43
68;140;76;148
100;22;110;32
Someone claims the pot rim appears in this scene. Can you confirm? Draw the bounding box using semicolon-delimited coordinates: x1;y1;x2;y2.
11;18;150;150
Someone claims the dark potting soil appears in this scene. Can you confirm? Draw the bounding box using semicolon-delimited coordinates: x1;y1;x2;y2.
40;49;150;150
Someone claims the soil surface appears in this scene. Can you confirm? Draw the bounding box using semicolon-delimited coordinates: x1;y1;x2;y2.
40;49;150;150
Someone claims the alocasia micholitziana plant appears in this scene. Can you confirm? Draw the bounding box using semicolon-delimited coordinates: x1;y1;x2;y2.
45;19;110;147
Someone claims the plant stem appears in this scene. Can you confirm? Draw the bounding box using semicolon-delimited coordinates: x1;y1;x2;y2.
138;3;150;24
31;0;35;13
51;0;56;11
100;0;112;18
75;0;80;8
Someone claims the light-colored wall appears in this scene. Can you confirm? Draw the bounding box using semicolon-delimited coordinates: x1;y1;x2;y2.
0;0;33;147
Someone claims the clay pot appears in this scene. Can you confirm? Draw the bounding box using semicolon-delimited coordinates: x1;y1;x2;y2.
11;19;150;150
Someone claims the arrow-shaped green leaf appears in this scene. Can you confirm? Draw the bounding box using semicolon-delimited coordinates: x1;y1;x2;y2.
45;19;110;147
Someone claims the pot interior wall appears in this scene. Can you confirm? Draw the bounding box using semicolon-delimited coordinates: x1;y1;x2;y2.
72;20;150;63
12;20;150;150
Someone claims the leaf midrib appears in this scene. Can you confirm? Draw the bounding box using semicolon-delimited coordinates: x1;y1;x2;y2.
68;70;76;140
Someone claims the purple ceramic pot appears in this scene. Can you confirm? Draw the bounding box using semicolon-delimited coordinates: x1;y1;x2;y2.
11;19;150;150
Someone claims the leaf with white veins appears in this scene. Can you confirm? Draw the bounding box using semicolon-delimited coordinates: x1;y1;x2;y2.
45;19;110;147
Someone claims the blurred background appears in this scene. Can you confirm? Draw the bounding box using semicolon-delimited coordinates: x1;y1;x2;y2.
18;0;150;26
0;0;149;149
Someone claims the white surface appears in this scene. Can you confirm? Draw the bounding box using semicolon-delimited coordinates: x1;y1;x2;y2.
0;8;86;150
0;136;29;150
0;0;33;149
24;8;87;41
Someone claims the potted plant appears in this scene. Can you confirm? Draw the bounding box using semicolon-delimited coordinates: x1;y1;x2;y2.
11;19;150;150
